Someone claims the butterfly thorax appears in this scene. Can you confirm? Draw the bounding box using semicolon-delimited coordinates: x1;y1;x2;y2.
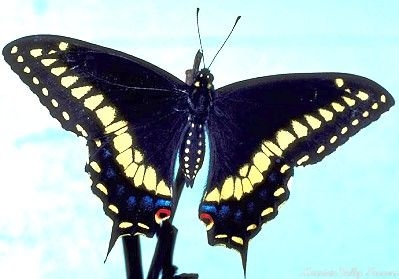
180;69;214;186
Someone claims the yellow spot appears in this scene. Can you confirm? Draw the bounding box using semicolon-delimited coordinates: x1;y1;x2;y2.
352;119;359;126
133;165;145;186
371;103;378;110
156;180;171;197
220;176;234;200
297;155;309;165
59;42;69;51
90;161;101;173
280;164;290;173
48;50;57;54
119;222;133;229
261;207;274;217
242;178;253;193
345;88;351;93
113;133;133;153
96;183;108;195
84;94;104;110
261;144;274;157
61;76;79;88
330;135;338;143
215;234;228;239
51;66;67;76
71;85;92;99
96;106;116;126
342;96;356;107
318;108;334;121
341;127;348;134
108;204;119;214
247;165;263;185
134;150;144;163
204;188;220;202
194;81;200;87
105;120;128;134
331;102;345;112
23;66;31;73
95;139;102;147
231;236;244;245
356;91;369;101
11;46;18;54
233;178;243;200
362;111;369;118
76;124;88;137
29;48;43;57
62;111;70;120
317;145;325;154
143;166;157;192
51;99;58;107
335;78;344;88
41;58;57;66
253;152;271;172
239;164;249;177
380;95;386;103
276;129;296;150
32;77;39;85
17;55;23;62
304;114;321;129
246;224;257;231
138;222;150;230
125;162;138;178
42;88;49;96
273;187;285;197
263;141;283;156
291;120;308;138
116;148;133;169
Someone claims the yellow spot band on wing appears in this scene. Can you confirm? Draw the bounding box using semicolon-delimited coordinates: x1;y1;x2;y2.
276;129;296;150
59;42;69;51
51;66;67;76
96;106;116;126
96;183;108;195
304;114;321;129
356;91;369;101
61;76;79;88
84;94;104;110
116;148;133;169
273;187;285;197
41;58;57;66
143;166;157;191
291;120;308;138
318;108;334;121
138;223;150;230
90;161;101;173
29;48;43;57
71;86;92;99
253;152;270;172
156;180;171;197
204;188;220;202
220;176;234;200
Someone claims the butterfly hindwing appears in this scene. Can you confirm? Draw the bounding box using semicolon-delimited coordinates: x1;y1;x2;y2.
199;73;394;265
3;35;191;254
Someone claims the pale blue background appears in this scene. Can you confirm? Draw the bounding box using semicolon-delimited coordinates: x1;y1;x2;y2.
0;1;398;279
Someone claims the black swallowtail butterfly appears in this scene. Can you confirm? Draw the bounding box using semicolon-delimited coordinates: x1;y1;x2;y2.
2;35;394;272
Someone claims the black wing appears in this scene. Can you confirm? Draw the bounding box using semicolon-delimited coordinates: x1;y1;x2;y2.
3;35;190;255
199;73;394;268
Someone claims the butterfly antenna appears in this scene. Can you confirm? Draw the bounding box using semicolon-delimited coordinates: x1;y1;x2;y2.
196;8;206;67
209;15;241;68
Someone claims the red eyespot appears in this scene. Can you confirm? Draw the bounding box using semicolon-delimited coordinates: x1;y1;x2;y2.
199;213;214;230
155;208;171;224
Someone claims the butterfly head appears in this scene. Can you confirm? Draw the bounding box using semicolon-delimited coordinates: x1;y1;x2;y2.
193;68;214;90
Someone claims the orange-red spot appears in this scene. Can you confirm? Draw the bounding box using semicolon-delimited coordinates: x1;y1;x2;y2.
199;213;214;230
155;208;171;224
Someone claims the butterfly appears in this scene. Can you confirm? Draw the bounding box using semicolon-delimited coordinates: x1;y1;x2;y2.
2;35;394;273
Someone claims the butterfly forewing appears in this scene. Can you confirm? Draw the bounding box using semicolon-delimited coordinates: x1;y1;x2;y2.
3;35;191;254
200;73;394;265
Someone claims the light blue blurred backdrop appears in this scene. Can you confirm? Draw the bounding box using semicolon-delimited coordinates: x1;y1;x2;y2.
0;1;398;279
